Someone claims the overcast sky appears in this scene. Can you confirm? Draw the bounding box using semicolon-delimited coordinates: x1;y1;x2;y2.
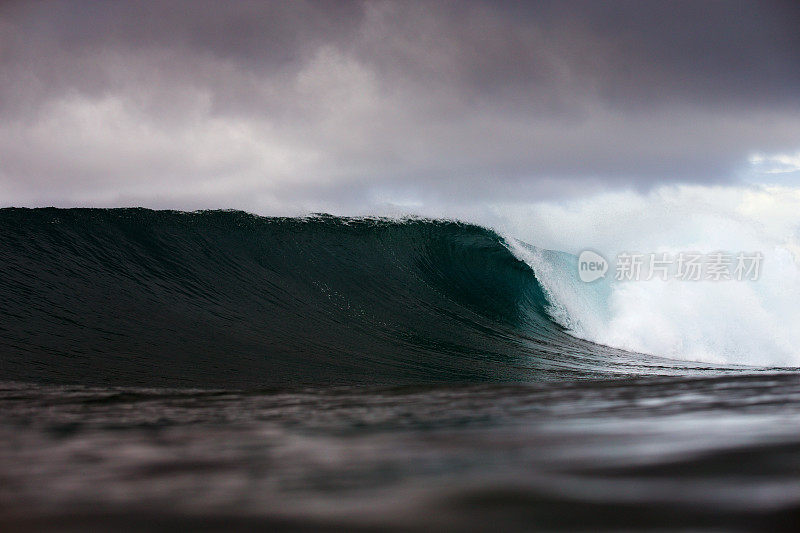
1;0;799;214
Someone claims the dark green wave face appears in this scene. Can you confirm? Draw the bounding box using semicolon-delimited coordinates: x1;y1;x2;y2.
0;208;713;388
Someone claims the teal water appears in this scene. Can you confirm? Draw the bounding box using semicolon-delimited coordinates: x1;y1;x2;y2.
1;209;798;531
0;208;721;387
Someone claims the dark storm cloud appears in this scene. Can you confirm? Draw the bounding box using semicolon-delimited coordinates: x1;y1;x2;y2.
494;0;800;106
1;0;799;211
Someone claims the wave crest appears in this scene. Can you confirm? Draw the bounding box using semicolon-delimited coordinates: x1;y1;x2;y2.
0;208;728;388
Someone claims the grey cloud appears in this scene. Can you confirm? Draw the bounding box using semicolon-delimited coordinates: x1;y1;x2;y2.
1;0;799;212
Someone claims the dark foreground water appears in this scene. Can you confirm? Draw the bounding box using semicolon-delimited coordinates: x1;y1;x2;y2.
2;374;800;532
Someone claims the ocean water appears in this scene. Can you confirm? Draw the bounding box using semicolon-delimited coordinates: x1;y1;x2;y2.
1;208;799;531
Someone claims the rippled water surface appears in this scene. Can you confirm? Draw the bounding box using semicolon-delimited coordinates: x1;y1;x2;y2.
3;374;800;531
3;210;800;530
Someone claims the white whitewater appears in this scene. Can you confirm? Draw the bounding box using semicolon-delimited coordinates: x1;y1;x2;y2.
497;185;800;367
